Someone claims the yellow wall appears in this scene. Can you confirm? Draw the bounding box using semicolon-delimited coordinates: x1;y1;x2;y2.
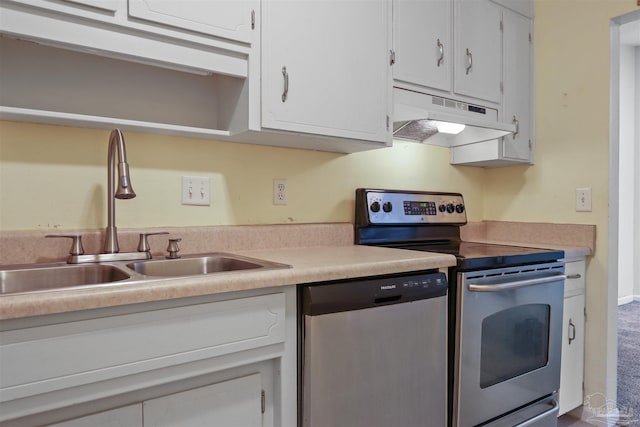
0;122;487;230
484;0;638;408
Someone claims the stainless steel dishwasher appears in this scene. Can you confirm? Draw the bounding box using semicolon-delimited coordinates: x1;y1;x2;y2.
299;270;447;427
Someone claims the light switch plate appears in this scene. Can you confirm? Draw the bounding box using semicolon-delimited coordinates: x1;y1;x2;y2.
575;188;592;212
182;176;211;206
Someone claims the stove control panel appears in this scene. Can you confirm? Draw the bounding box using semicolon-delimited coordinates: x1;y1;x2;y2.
356;189;467;225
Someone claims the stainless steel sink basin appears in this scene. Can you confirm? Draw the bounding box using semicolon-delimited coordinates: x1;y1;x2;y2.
0;264;131;295
0;253;289;295
126;253;289;278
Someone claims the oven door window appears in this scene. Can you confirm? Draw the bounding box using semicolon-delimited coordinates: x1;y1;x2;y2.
480;304;550;389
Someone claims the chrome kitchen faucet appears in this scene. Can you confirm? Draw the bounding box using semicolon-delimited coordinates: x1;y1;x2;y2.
104;128;136;254
47;129;168;263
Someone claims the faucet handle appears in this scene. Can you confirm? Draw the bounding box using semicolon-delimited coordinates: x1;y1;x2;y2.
45;234;85;256
137;231;170;253
166;238;182;259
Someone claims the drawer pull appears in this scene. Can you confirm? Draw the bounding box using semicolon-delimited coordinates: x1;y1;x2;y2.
567;274;582;280
281;66;289;102
568;319;576;344
512;115;520;138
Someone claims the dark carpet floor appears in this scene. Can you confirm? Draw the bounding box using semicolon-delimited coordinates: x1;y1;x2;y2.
617;301;640;425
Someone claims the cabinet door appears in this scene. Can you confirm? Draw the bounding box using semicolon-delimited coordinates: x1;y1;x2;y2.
5;0;119;15
62;0;118;12
262;0;390;144
393;0;451;92
454;0;502;103
143;373;263;427
490;0;533;18
502;9;532;161
128;0;257;44
47;404;142;427
559;294;585;415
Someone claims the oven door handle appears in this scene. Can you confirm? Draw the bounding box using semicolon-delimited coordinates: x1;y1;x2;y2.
467;274;566;292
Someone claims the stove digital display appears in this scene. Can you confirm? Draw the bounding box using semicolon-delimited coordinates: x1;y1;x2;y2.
403;201;437;216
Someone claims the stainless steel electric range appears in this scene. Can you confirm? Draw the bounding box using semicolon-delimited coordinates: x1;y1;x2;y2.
355;188;566;427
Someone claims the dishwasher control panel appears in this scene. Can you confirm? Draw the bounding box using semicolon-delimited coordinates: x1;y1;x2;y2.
302;271;447;316
355;188;467;226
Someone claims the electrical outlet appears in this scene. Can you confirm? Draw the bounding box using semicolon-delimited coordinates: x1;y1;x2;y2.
182;176;211;206
575;188;592;212
273;179;288;205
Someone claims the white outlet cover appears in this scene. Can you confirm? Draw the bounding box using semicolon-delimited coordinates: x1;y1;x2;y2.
182;176;211;206
273;179;287;205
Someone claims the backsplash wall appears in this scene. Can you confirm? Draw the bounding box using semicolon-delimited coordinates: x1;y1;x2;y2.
0;121;487;231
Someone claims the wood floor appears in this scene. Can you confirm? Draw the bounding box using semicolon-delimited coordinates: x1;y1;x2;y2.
557;414;595;426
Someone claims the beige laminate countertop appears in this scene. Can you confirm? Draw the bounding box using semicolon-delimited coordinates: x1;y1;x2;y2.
0;245;456;320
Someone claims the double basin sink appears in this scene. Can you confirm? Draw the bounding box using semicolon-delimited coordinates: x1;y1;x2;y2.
0;253;291;295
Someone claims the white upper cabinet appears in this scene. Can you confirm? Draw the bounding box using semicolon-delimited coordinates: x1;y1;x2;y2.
393;0;503;105
392;0;451;93
128;0;257;44
490;0;533;17
261;0;391;145
454;0;502;104
502;8;532;162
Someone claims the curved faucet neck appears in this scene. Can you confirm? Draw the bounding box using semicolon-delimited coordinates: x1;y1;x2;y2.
104;129;135;254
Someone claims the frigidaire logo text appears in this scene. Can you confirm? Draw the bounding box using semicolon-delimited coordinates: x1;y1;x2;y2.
380;285;396;290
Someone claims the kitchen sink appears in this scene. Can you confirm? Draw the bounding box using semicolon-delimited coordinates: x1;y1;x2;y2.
126;253;289;278
0;264;131;295
0;253;289;296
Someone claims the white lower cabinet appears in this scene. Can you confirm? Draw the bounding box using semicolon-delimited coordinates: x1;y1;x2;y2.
559;259;586;416
48;404;142;427
50;373;265;427
144;374;263;427
0;287;296;427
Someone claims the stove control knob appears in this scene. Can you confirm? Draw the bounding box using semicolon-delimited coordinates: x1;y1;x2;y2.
370;201;381;213
438;204;447;213
455;204;465;214
382;202;393;213
446;203;455;214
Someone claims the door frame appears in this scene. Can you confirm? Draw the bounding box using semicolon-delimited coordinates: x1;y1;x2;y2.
607;7;640;421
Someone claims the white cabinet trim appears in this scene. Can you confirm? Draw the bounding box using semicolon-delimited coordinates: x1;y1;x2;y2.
0;293;286;404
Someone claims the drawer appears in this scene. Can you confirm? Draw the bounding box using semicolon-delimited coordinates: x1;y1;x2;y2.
564;260;586;298
0;292;286;403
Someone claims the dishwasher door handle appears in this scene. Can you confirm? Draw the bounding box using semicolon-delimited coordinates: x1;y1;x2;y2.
374;295;402;304
468;274;566;292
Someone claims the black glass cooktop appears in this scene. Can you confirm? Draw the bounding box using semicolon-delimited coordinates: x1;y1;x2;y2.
387;241;564;271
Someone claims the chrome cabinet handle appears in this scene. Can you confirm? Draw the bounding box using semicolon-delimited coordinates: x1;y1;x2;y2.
281;66;289;102
437;38;444;67
468;274;566;292
465;48;473;74
568;319;576;344
567;273;582;279
512;115;520;138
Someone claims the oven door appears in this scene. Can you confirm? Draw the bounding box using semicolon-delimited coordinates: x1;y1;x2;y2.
453;262;565;427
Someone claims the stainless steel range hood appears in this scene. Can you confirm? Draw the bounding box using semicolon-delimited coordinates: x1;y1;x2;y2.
393;88;516;146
